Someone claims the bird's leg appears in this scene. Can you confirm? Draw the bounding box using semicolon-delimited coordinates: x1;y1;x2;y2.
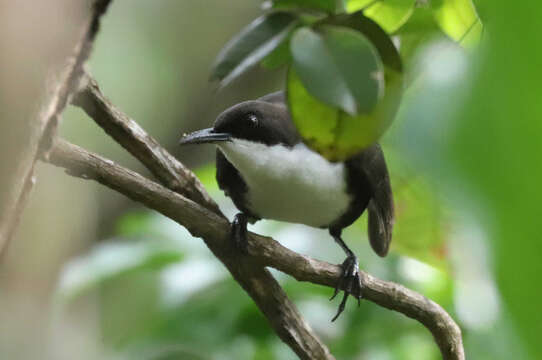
329;228;363;322
231;213;249;254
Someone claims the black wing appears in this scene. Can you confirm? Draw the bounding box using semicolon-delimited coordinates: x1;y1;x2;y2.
358;144;394;257
216;149;259;220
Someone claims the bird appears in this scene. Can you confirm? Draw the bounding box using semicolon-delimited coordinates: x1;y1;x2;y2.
179;91;394;320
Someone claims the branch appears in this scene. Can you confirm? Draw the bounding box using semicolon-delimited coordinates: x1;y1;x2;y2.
49;139;334;360
0;0;112;256
47;139;464;360
67;74;464;359
72;71;221;215
69;76;338;358
255;243;465;359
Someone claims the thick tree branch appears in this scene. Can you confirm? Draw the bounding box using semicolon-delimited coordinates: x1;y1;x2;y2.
0;0;112;256
49;139;334;360
47;139;464;360
72;71;221;215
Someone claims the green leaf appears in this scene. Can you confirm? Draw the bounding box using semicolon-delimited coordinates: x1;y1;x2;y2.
350;148;450;269
394;5;441;55
57;240;183;301
290;25;384;115
386;165;449;269
271;0;342;13
321;11;402;71
347;0;416;33
287;20;403;159
433;0;482;46
287;67;401;160
260;34;292;69
210;12;298;86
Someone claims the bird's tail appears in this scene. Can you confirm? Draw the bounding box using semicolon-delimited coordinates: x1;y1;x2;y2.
367;193;394;257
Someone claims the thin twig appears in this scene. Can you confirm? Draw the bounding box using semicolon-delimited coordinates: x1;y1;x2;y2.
47;139;464;360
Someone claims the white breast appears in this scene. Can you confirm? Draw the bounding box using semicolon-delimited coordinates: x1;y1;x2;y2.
218;139;351;228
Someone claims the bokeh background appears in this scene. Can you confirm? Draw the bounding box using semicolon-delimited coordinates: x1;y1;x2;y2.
1;0;541;359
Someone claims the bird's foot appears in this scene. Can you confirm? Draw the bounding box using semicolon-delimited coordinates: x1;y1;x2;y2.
230;213;248;254
329;255;363;321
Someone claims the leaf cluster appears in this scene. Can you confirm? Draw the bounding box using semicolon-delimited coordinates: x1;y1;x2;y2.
210;0;481;160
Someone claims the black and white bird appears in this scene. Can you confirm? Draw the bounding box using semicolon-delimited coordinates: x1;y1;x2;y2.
179;92;394;320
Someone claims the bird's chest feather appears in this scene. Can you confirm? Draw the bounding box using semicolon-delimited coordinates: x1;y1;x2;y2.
218;140;351;227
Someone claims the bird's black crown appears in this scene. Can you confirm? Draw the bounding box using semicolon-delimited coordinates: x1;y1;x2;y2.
213;100;300;147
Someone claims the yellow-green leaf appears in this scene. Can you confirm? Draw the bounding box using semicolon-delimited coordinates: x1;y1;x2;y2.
433;0;482;46
290;26;384;115
347;0;416;33
287;66;402;160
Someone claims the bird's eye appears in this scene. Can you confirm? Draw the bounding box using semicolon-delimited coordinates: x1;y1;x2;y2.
247;113;258;126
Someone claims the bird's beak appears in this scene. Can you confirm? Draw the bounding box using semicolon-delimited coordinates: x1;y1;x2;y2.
178;128;231;145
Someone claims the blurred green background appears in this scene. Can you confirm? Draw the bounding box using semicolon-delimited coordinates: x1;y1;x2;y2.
1;0;541;359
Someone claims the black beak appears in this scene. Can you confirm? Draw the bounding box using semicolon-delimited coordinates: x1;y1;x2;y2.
178;128;231;145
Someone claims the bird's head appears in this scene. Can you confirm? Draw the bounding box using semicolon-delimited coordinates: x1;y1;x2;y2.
179;100;298;147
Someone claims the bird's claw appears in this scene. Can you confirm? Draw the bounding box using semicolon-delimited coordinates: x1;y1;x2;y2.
330;255;363;321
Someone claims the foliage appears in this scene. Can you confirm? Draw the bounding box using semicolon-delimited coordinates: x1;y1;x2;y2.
347;0;416;33
209;12;299;87
210;0;481;160
57;238;182;301
433;2;542;357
